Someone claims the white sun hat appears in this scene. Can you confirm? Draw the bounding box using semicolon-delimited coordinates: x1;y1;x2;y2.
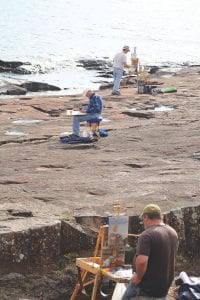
83;88;91;96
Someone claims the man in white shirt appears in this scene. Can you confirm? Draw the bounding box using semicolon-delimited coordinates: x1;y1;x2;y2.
112;45;130;95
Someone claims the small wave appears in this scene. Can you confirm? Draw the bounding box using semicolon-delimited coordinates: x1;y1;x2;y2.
25;56;77;74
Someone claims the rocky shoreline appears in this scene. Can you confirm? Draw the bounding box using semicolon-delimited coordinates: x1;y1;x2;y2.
0;58;112;96
1;58;198;96
0;65;200;299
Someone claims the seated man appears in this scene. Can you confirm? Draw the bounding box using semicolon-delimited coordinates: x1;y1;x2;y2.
70;88;103;137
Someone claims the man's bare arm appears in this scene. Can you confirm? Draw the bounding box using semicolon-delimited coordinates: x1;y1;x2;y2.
132;255;148;285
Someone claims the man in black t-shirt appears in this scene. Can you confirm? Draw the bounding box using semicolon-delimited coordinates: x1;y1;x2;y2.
122;204;178;300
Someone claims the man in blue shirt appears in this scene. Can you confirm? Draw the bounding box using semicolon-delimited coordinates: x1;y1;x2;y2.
70;88;103;137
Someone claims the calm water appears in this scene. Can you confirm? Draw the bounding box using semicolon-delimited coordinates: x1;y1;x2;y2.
0;0;200;96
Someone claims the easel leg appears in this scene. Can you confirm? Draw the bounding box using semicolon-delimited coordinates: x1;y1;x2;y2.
91;271;101;300
70;283;80;300
70;268;86;300
71;225;108;299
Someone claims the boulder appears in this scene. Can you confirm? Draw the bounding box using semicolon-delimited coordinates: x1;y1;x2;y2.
0;211;61;274
0;60;24;69
20;81;61;92
12;67;32;75
0;60;32;75
77;59;112;71
60;220;97;253
0;80;61;95
6;85;27;95
164;206;200;258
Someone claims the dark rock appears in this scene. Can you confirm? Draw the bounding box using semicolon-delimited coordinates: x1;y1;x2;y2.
30;105;63;116
0;60;24;69
0;66;32;75
0;60;33;75
7;209;33;218
97;73;113;78
20;82;61;92
0;216;61;274
192;152;200;160
77;59;112;71
181;206;200;258
121;110;155;119
125;163;147;168
7;85;27;95
0;60;44;76
0;272;26;285
99;83;113;90
12;67;32;75
164;206;200;258
0;270;75;300
0;66;12;73
60;220;97;253
149;66;160;74
0;80;61;96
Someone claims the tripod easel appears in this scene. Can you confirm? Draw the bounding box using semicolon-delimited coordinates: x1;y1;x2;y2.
70;225;108;300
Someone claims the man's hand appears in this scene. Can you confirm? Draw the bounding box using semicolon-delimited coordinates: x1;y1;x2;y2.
132;273;141;285
79;108;86;113
79;103;88;112
124;63;131;68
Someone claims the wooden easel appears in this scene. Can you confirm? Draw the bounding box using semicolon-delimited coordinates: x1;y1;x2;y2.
70;208;139;300
70;225;108;300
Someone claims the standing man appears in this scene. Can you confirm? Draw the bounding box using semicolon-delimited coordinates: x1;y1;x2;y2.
70;88;102;137
112;45;130;95
122;204;178;300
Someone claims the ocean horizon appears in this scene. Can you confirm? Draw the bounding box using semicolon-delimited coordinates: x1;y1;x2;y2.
0;0;200;96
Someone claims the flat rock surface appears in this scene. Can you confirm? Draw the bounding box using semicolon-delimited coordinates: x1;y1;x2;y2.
0;67;200;218
0;210;60;233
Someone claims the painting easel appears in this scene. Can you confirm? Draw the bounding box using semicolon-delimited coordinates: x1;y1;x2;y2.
69;225;109;300
70;207;139;300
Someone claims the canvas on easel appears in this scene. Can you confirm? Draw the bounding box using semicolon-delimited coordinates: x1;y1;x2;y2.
102;215;129;267
70;219;130;300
